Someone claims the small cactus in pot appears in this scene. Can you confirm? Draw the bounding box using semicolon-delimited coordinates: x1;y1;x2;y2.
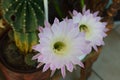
2;0;45;54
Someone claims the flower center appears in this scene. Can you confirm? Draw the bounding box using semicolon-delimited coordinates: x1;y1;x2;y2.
79;24;89;33
53;41;66;55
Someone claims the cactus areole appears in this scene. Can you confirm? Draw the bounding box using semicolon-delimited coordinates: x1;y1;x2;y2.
2;0;45;53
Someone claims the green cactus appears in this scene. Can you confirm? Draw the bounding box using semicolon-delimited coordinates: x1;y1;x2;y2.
25;53;37;66
2;0;44;54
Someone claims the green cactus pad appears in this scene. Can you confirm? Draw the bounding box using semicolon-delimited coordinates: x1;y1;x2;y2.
14;31;38;53
25;53;36;66
2;0;44;33
2;0;45;53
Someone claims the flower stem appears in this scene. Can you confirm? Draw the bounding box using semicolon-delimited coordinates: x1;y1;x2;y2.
53;0;63;19
80;0;84;8
44;0;48;21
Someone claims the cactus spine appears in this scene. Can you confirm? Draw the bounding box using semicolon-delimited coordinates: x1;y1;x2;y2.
2;0;44;54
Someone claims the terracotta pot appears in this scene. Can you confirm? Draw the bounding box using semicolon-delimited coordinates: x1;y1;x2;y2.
0;63;50;80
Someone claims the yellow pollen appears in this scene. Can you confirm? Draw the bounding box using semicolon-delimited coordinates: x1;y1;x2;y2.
79;24;89;33
53;41;66;55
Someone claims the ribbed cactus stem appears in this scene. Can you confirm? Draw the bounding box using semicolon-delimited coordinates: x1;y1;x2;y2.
14;31;38;54
2;0;45;54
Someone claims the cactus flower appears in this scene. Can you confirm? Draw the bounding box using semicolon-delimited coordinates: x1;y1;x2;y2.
32;18;91;78
72;7;108;51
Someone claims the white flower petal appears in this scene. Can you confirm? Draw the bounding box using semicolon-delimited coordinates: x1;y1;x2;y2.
44;20;51;28
32;18;91;78
38;26;43;32
78;61;84;68
50;70;56;77
78;54;87;60
43;63;50;72
73;10;78;16
66;63;73;72
37;63;44;68
61;66;66;78
72;8;108;51
32;53;41;60
93;11;99;17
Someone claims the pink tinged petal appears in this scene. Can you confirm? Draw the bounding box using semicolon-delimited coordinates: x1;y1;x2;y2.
73;10;78;16
32;44;41;52
50;70;56;77
72;59;84;67
66;63;74;72
38;33;42;39
96;17;101;21
61;66;66;78
32;45;37;50
95;39;104;46
86;40;91;44
54;18;59;24
82;5;86;14
80;41;91;54
38;55;44;62
38;26;43;32
63;17;69;23
50;64;56;71
38;33;46;39
78;40;91;54
102;22;107;26
41;29;53;41
85;41;92;54
74;23;79;28
79;32;85;37
81;49;88;54
84;10;90;15
101;40;105;45
87;47;92;54
44;20;51;28
67;27;79;39
102;33;107;37
104;28;109;32
43;64;50;72
32;53;41;60
68;11;73;16
83;45;92;54
37;63;44;68
73;16;80;23
93;11;99;17
78;54;87;60
93;45;98;52
98;38;105;45
78;61;84;68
